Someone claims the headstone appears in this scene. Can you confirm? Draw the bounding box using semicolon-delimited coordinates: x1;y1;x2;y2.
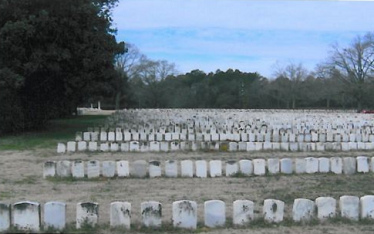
116;160;129;177
233;200;254;226
110;202;131;229
292;198;315;222
263;199;284;223
360;195;374;219
150;141;160;152
343;157;356;175
330;157;343;174
228;142;238;152
209;160;222;177
316;142;325;151
170;141;180;151
76;141;87;151
102;161;116;177
72;160;85;178
88;141;98;151
272;142;281;150
100;142;109;152
253;159;266;176
43;161;56;178
280;158;293;174
56;161;71;177
225;160;239;176
57;143;66;153
0;203;10;232
108;132;115;142
289;142;298;152
100;131;107;141
141;201;162;227
280;142;289;151
160;142;169;152
67;141;76;152
120;142;129;152
129;141;140;152
44;201;66;230
238;142;247;151
83;132;91;141
76;202;99;228
172;200;197;229
165;160;178;177
116;131;123;142
181;160;193;177
357;156;369;173
13;201;40;231
305;157;318;174
204;200;226;227
295;158;306;174
91;132;99;141
339;195;359;221
315;197;336;220
267;158;280;174
196;160;207;178
87;160;100;178
239;159;253;175
149;161;162;178
131;160;147;178
318;157;330;173
110;143;119;152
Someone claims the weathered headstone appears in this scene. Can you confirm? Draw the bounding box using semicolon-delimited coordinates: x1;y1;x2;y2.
267;158;280;174
110;202;131;229
44;201;66;230
280;158;293;174
196;160;207;178
253;159;266;176
56;160;71;177
165;160;178;177
72;160;85;178
239;159;253;175
0;203;10;232
263;199;284;223
83;132;91;141
318;157;330;173
102;161;116;177
67;141;76;152
292;198;315;222
228;142;238;152
305;157;318;174
43;161;56;178
204;200;226;227
343;157;356;175
116;160;129;177
181;160;193;177
77;141;87;151
149;161;162;178
172;200;197;229
129;141;140;152
87;160;100;178
76;202;99;228
360;195;374;219
357;156;369;173
160;142;169;152
233;200;254;226
295;158;306;174
339;195;359;221
131;160;148;178
330;157;343;174
57;143;66;153
110;143;119;152
141;201;162;227
88;141;98;151
315;197;336;220
150;141;160;152
225;160;239;176
13;201;41;231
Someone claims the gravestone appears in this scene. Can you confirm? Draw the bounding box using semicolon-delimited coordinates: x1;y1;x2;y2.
57;143;66;153
131;160;148;178
170;141;180;151
318;157;330;173
44;201;66;230
67;141;76;152
102;161;116;177
172;200;197;229
110;143;119;152
280;142;289;151
129;141;140;152
116;131;123;142
209;160;222;177
305;157;318;174
141;201;162;227
267;158;280;174
120;142;129;152
204;200;226;227
357;156;369;173
100;132;107;141
116;160;130;177
88;141;98;151
330;157;343;174
196;160;207;178
87;160;100;178
225;160;239;176
253;159;266;176
272;142;281;150
181;160;193;177
228;142;238;152
339;195;359;221
100;142;109;152
83;132;91;141
110;202;131;229
77;141;87;151
292;198;315;222
13;201;41;231
233;200;254;226
43;161;56;178
343;157;356;175
150;141;160;152
72;160;85;178
280;158;293;174
360;195;374;219
295;158;306;174
91;132;99;141
165;160;178;177
238;159;252;175
108;132;115;142
238;142;247;151
263;199;284;223
315;197;336;220
0;203;10;231
149;161;162;178
76;202;99;228
160;142;169;152
56;161;71;177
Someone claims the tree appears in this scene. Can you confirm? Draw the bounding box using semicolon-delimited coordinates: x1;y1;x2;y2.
0;0;124;133
328;33;374;110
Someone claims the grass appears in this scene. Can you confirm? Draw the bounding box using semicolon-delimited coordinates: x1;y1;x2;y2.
0;115;107;151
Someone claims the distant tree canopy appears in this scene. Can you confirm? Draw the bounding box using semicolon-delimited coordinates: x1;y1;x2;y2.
0;0;124;134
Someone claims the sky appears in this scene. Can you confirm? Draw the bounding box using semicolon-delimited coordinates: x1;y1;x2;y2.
112;0;374;78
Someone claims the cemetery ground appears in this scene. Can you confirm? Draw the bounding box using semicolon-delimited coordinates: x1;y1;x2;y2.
1;116;374;233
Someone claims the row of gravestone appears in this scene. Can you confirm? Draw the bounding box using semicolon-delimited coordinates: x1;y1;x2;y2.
1;196;373;231
57;141;374;153
44;156;374;179
73;130;374;143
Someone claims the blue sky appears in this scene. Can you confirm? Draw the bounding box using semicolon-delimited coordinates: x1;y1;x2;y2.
112;0;374;78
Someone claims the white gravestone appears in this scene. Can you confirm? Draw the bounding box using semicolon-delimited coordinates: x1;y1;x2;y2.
57;143;66;153
56;161;71;177
44;201;66;230
225;160;239;176
280;158;293;174
67;141;76;152
120;142;129;152
181;160;193;177
129;141;140;152
87;160;100;178
233;200;254;226
292;198;315;222
253;159;266;176
91;132;99;141
339;195;359;221
295;158;306;174
13;201;41;231
195;160;207;178
315;197;336;220
172;200;197;229
204;200;226;227
149;161;162;178
165;160;178;177
209;160;222;177
360;195;374;219
100;132;107;141
100;142;109;152
357;156;369;173
110;143;119;152
83;132;91;141
267;158;280;174
88;141;98;151
239;159;253;175
343;157;356;175
141;201;162;227
116;160;129;177
305;157;318;174
110;202;131;229
131;160;148;178
116;131;123;142
263;199;284;223
108;132;115;142
149;141;160;152
102;161;116;177
0;203;10;232
228;142;238;152
72;160;85;178
43;161;56;178
76;202;99;228
160;142;169;152
330;157;343;174
77;141;87;151
318;157;330;173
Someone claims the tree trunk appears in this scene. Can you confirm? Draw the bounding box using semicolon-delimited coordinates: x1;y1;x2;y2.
115;92;121;110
